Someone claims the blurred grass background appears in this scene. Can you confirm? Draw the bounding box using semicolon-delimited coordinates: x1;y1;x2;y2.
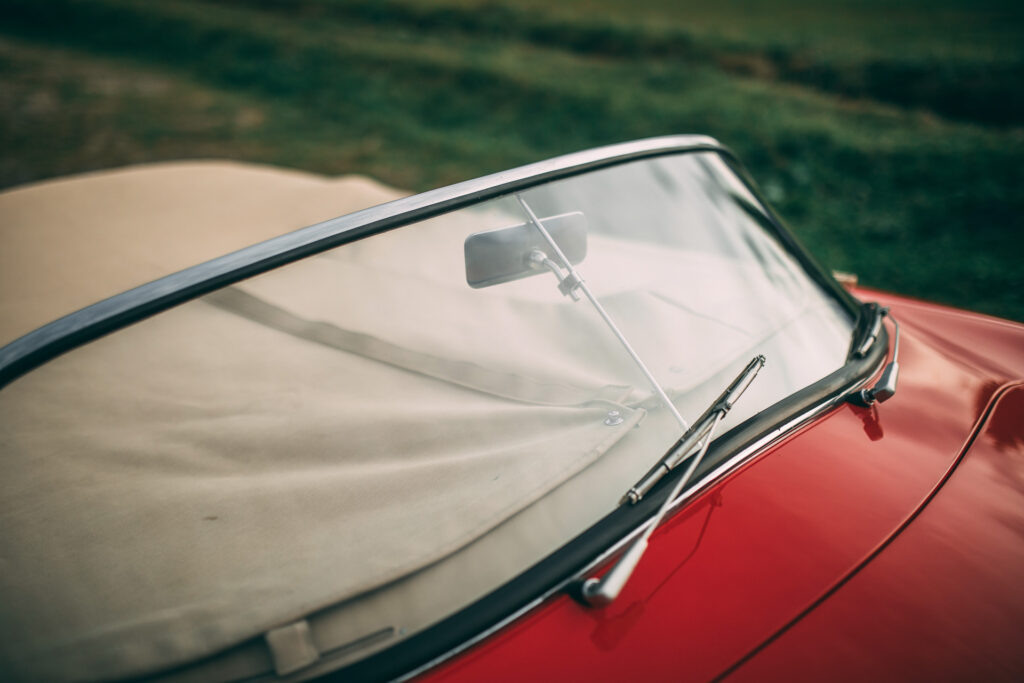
1;0;1021;320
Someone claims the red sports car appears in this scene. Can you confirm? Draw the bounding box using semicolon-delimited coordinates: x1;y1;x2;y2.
1;136;1021;682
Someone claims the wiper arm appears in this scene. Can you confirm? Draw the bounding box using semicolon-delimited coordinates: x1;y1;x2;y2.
580;355;765;607
623;354;766;506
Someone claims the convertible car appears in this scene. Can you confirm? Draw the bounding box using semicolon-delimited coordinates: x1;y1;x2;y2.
1;136;1022;682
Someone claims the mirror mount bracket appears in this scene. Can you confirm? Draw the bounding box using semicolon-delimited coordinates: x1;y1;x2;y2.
527;249;582;301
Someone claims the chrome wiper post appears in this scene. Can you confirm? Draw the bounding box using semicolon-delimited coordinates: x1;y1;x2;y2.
851;302;885;359
579;355;765;608
849;307;900;406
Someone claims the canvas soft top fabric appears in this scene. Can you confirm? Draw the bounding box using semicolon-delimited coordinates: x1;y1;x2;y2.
0;161;405;348
0;163;649;680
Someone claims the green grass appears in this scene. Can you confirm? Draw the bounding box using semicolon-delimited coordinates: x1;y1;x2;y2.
0;0;1021;321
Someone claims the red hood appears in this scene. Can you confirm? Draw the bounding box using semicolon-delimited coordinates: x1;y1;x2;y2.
726;291;1024;681
728;384;1024;681
419;292;1024;682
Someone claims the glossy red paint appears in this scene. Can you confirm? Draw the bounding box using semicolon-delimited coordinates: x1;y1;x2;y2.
729;384;1024;681
417;294;1024;682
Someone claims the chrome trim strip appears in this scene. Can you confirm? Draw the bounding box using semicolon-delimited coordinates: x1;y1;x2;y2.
393;359;880;682
0;135;724;388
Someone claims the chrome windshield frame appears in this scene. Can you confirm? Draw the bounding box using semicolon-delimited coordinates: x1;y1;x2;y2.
0;135;858;389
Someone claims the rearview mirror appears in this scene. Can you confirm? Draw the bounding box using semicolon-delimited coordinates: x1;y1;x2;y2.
464;211;587;288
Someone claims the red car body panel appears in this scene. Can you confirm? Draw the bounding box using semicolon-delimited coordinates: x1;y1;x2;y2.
731;384;1024;681
417;290;1024;682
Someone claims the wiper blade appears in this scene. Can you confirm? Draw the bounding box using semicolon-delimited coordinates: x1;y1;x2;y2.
622;354;766;506
579;355;765;607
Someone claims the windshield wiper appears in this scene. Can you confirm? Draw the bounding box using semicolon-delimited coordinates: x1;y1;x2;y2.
623;354;766;506
579;355;765;607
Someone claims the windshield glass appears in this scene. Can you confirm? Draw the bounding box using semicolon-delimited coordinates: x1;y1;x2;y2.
0;151;853;681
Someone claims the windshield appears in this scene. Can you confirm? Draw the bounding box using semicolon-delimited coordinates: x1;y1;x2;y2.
0;151;854;681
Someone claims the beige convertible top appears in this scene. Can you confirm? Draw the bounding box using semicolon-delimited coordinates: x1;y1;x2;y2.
0;161;406;347
0;163;657;681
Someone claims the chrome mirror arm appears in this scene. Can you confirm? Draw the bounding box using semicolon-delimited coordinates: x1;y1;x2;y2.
515;194;690;433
